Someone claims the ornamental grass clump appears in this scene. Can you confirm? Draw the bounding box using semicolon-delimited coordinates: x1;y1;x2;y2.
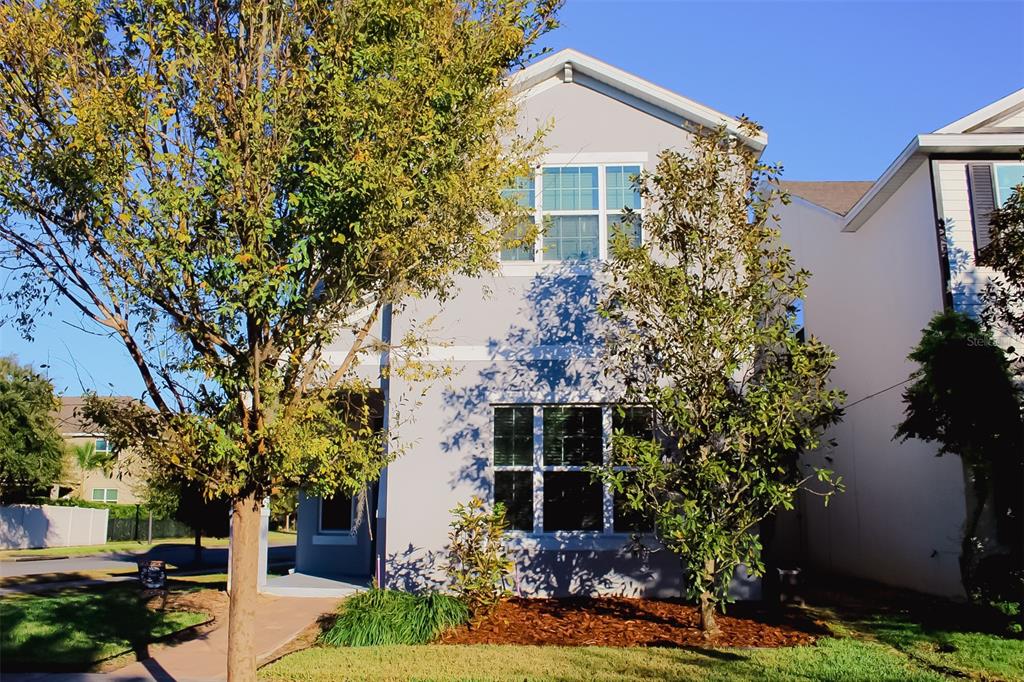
319;589;468;647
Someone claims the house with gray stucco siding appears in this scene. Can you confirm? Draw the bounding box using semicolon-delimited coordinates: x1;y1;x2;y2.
257;49;767;598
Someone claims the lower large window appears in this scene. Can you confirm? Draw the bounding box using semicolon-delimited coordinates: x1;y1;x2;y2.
492;404;654;534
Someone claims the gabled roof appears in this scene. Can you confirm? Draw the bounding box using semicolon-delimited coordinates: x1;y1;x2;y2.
53;395;136;436
793;88;1024;232
510;48;767;152
780;181;874;216
934;88;1024;134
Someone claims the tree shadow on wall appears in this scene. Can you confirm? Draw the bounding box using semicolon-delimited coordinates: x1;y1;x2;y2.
441;262;608;498
432;262;684;597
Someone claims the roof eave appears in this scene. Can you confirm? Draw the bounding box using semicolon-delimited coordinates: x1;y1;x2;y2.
933;88;1024;134
842;133;1024;232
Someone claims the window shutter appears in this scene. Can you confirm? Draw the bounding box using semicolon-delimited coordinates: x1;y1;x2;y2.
968;164;996;253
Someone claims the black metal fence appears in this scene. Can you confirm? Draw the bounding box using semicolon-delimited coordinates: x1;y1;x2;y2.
107;515;193;542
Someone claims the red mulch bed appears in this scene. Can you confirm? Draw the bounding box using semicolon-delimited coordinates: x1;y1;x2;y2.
439;597;823;648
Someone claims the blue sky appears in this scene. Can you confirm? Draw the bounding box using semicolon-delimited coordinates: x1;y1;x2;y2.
3;0;1023;397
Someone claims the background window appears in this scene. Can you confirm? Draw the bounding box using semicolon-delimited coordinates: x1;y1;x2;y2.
91;488;118;503
543;216;599;261
605;165;641;211
320;494;353;532
543;167;598;210
95;438;109;453
995;164;1024;206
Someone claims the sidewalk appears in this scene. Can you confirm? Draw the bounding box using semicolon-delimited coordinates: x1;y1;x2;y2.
6;594;340;682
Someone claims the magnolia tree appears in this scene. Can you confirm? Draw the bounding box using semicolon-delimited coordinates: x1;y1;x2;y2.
895;311;1022;593
596;123;845;635
0;0;559;677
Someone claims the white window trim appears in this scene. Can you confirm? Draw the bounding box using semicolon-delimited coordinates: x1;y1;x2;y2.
317;495;357;536
499;157;646;274
493;403;657;549
91;488;117;502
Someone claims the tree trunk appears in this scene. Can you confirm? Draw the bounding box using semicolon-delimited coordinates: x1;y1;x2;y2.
227;494;261;682
960;471;989;597
699;589;717;635
697;558;721;637
193;525;203;565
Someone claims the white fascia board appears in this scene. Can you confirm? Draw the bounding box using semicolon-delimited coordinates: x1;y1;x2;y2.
842;133;1024;232
933;88;1024;134
841;137;923;232
510;48;767;152
916;133;1024;153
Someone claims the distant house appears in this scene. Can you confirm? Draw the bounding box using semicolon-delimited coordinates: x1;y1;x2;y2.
775;89;1024;597
52;396;145;505
255;49;769;598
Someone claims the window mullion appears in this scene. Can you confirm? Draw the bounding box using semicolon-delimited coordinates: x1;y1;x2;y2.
533;406;544;533
534;169;543;263
598;164;608;261
602;405;613;534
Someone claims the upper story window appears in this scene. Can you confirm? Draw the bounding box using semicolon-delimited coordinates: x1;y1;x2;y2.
500;163;643;264
995;163;1024;206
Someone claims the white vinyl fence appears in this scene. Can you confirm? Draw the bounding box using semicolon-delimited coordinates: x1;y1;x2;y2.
0;504;109;549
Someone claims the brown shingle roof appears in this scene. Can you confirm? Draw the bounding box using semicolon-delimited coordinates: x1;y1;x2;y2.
780;181;875;216
52;396;136;435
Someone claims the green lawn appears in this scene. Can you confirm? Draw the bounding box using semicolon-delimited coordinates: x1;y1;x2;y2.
0;530;296;560
260;640;946;682
0;584;210;671
260;608;1024;682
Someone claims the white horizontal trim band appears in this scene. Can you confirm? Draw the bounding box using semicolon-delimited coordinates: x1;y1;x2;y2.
420;344;601;362
542;152;649;165
312;533;358;546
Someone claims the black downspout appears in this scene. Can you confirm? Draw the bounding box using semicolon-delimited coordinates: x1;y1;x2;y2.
928;155;955;311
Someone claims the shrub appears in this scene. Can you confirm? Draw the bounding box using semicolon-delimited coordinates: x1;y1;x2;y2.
28;497;159;519
444;496;514;618
320;589;468;646
973;554;1024;635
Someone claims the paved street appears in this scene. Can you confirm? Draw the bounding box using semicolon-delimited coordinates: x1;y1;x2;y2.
0;543;295;578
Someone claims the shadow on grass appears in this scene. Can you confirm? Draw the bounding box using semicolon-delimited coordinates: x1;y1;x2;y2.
0;582;210;673
803;574;1024;680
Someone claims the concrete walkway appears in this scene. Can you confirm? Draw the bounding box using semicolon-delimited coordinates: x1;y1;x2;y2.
6;594;341;682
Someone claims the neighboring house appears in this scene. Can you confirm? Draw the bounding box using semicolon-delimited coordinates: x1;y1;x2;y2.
53;396;144;505
774;89;1024;598
258;49;768;597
